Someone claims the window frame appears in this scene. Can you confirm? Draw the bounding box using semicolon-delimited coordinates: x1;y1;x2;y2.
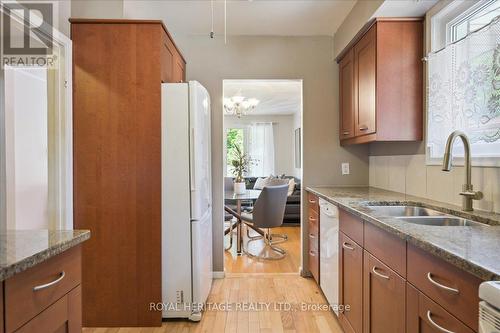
425;0;500;167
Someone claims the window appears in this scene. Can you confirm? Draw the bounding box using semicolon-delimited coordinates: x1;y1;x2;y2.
225;123;276;177
447;0;500;42
426;0;500;166
226;128;246;177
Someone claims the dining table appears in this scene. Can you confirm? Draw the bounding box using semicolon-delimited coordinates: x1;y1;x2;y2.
224;189;262;255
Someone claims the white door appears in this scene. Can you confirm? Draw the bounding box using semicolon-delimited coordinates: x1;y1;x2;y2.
189;81;211;221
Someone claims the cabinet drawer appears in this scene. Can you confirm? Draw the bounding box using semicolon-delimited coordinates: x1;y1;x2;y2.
309;247;319;283
5;247;81;333
308;223;319;250
339;209;363;246
364;222;406;277
407;244;481;331
407;283;475;333
307;192;319;213
308;209;319;230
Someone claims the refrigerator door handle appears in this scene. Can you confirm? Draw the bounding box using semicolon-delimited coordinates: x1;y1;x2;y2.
190;127;196;191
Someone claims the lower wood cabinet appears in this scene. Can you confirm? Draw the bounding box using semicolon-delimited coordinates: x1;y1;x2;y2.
339;232;363;333
363;252;405;333
3;247;82;333
307;193;320;282
407;283;475;333
337;208;482;333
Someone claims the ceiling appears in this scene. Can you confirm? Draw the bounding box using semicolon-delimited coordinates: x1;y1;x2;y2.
123;0;358;37
223;80;302;116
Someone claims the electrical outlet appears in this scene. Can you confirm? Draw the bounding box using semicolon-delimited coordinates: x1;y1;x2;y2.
341;163;350;175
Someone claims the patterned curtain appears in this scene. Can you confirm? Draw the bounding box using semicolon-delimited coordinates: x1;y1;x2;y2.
427;16;500;160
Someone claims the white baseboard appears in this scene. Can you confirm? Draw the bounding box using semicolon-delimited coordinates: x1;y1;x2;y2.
213;271;225;279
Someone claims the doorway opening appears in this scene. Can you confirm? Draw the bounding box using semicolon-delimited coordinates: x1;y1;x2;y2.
222;79;303;274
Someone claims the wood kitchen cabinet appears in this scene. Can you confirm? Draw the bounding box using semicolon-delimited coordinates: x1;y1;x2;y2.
307;193;320;282
339;232;363;333
407;283;475;333
363;251;406;333
70;18;186;327
4;247;82;333
339;49;355;139
337;208;482;333
336;18;423;145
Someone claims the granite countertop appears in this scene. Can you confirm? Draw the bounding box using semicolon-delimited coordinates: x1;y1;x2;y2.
0;230;91;281
306;186;500;281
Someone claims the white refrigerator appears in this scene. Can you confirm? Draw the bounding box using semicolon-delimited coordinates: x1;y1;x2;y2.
161;81;213;321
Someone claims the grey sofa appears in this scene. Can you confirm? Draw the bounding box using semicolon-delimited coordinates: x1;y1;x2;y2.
243;176;301;225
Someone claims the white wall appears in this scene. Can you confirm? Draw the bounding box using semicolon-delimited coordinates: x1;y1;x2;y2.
224;114;297;178
71;0;124;19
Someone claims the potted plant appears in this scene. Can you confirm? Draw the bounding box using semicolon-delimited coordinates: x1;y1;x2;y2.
230;145;249;194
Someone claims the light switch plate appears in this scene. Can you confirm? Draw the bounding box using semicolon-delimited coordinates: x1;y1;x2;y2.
341;163;350;175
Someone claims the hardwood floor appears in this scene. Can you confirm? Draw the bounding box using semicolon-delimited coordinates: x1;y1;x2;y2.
224;226;301;274
83;273;343;333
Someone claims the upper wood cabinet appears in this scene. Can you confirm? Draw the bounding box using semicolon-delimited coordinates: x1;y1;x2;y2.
336;18;424;145
339;49;355;139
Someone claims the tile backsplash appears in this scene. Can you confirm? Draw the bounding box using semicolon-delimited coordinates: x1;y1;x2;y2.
369;155;500;214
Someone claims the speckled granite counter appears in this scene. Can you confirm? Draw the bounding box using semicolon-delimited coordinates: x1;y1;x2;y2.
306;186;500;281
0;230;90;281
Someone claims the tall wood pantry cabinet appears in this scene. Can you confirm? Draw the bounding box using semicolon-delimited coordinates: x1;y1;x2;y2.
337;18;424;145
70;19;186;327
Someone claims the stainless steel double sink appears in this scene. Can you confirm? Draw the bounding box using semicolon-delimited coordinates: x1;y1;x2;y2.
366;205;485;227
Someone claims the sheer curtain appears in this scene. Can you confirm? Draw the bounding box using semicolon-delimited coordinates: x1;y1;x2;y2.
427;16;500;164
247;122;275;177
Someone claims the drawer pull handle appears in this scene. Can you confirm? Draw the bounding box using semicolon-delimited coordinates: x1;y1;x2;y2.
343;131;350;135
33;271;65;291
308;199;316;204
342;242;354;250
309;216;317;221
309;233;316;238
372;266;389;280
427;273;459;294
359;125;369;131
309;250;316;257
426;311;455;333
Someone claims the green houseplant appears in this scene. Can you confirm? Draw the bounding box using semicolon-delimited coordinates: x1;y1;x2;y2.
230;144;249;194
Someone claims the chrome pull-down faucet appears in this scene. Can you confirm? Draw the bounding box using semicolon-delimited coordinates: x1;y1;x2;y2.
442;130;483;211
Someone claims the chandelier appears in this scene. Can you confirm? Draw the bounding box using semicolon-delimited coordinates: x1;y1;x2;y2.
223;95;260;118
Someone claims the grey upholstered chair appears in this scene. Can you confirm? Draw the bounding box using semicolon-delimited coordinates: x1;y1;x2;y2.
225;184;289;259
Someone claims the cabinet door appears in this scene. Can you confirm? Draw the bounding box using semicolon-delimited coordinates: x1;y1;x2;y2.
161;31;174;83
363;251;405;333
308;201;320;282
339;232;363;333
407;283;475;333
173;54;185;83
354;26;376;136
339;48;355;140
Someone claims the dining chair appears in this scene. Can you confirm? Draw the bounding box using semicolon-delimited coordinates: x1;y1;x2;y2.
225;184;289;260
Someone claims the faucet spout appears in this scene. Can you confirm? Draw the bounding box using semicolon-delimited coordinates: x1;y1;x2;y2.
441;130;482;211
